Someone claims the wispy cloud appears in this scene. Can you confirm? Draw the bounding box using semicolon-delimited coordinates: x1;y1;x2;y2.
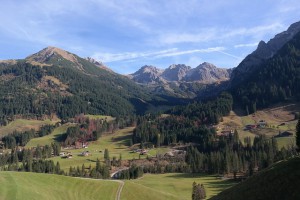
92;47;225;63
156;23;284;45
234;42;259;48
217;50;243;60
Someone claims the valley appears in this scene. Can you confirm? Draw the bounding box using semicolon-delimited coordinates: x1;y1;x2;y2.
0;9;300;200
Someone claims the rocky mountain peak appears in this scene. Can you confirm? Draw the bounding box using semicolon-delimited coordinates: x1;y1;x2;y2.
185;62;230;83
162;64;191;81
128;65;163;84
26;46;78;64
196;62;217;69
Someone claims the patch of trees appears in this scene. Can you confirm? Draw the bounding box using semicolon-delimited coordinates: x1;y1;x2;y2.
118;164;144;179
1;124;56;148
0;147;63;174
170;92;233;124
192;182;206;200
62;115;136;146
185;132;296;177
231;31;300;114
132;93;232;146
68;158;110;179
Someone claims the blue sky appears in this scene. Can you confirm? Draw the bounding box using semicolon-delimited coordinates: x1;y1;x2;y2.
1;0;300;74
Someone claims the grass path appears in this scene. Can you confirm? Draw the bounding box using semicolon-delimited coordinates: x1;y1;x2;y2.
113;180;124;200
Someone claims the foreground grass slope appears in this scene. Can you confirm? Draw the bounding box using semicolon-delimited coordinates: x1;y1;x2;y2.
123;173;235;200
211;157;300;200
0;172;118;200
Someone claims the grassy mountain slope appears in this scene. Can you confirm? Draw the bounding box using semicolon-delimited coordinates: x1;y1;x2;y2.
210;157;300;200
0;172;118;200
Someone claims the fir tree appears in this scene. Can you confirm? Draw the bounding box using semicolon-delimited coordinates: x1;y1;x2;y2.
296;119;300;150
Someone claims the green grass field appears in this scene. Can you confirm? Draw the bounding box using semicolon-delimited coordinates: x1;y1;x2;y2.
26;123;75;148
49;127;170;170
122;173;236;200
211;157;300;200
0;172;119;200
0;119;58;137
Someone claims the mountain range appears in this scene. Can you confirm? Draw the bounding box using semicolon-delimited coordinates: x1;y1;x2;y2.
128;62;231;84
127;62;231;98
0;20;300;120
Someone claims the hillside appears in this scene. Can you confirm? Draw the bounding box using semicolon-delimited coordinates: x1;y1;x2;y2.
231;29;300;113
231;21;300;85
210;157;300;200
0;47;179;122
0;172;119;200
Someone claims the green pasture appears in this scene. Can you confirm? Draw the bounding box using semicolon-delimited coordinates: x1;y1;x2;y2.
0;172;118;200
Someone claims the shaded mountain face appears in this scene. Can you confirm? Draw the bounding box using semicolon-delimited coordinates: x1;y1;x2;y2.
231;21;300;85
230;25;300;114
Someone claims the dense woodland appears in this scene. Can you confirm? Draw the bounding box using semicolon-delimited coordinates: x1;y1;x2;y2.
132;92;233;146
231;32;300;114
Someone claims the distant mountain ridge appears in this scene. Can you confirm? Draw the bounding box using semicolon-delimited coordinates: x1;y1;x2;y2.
129;62;231;84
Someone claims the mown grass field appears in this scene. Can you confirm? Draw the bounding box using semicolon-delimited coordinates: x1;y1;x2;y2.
122;173;236;200
0;172;118;200
0;119;58;137
48;127;170;170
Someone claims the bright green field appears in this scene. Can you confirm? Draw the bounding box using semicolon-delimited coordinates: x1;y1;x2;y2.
0;172;118;200
0;119;58;136
49;127;170;170
122;173;235;200
26;123;75;148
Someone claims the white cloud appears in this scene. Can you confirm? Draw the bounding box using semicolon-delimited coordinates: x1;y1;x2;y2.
234;42;259;48
156;22;285;45
92;47;225;63
217;50;243;60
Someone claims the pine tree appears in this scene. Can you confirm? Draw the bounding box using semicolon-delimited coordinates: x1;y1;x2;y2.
296;119;300;150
